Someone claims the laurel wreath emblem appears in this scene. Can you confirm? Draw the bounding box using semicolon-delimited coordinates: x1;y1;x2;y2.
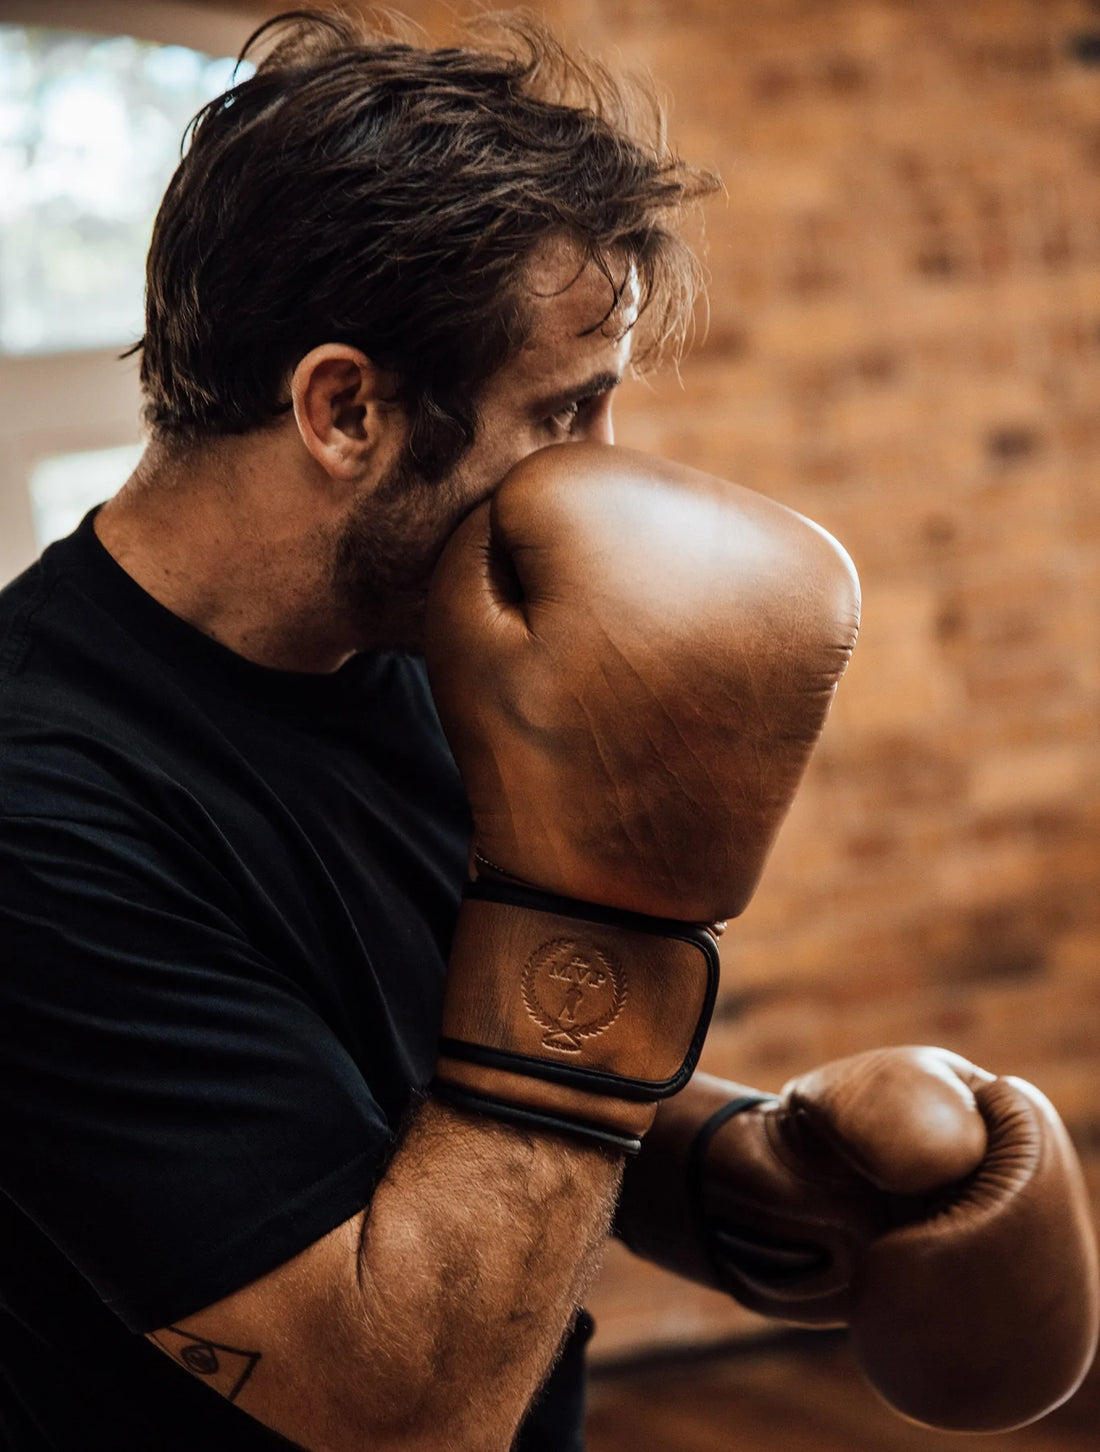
521;937;626;1052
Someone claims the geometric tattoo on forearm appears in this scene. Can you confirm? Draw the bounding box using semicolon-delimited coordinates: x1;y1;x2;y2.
150;1325;262;1402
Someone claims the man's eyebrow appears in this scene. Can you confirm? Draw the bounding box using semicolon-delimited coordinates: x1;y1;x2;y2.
532;371;623;415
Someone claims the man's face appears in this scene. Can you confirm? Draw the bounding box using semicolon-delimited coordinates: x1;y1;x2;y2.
333;237;639;650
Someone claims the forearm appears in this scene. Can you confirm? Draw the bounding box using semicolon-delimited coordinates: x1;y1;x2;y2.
152;1097;622;1452
355;1097;622;1447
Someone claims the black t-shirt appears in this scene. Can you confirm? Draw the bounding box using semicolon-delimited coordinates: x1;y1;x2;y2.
0;511;590;1450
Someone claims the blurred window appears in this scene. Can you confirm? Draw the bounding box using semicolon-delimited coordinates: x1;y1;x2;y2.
28;441;144;548
0;11;255;584
0;24;250;355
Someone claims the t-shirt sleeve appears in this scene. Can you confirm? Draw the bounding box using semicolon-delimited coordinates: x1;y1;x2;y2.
0;809;395;1334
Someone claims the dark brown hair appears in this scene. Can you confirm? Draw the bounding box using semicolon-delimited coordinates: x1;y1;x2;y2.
135;8;718;479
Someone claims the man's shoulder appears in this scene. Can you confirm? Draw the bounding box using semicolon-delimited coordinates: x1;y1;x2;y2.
1;689;144;828
0;548;151;824
0;549;58;681
0;527;111;691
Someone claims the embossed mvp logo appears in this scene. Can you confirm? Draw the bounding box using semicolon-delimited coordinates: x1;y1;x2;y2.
522;937;625;1051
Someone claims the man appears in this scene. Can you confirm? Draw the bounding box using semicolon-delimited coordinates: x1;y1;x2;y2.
1;11;1095;1452
0;12;718;1449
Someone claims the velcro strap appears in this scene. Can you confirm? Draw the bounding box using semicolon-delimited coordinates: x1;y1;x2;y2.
687;1093;781;1282
435;879;721;1145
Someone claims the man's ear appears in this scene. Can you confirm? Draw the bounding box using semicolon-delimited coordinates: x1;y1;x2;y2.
290;344;403;484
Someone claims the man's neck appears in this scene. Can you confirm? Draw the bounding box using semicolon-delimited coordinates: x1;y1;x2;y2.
94;440;358;674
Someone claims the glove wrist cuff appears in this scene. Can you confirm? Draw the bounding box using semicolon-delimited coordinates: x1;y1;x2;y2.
435;879;720;1151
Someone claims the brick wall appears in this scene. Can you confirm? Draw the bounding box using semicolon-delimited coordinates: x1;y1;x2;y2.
243;0;1100;1360
569;0;1100;1358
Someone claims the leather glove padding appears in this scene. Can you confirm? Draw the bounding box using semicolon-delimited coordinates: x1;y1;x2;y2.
616;1049;1100;1431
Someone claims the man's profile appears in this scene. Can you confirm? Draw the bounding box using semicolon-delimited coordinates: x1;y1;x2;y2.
0;11;714;1449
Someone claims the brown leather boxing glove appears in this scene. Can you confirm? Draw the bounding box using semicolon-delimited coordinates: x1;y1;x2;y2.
616;1047;1100;1430
424;443;860;1152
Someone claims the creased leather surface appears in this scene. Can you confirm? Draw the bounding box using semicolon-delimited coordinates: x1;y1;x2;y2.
426;443;860;1140
616;1049;1100;1432
426;443;861;924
